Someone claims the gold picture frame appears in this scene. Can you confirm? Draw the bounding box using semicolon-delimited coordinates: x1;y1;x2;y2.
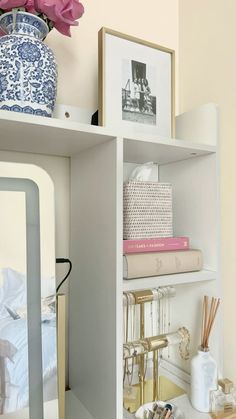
98;27;175;138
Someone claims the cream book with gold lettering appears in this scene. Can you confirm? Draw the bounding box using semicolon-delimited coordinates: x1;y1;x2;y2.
123;250;203;279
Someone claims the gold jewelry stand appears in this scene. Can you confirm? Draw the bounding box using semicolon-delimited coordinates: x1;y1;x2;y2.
138;289;172;404
57;294;66;419
125;288;175;405
123;327;190;409
123;288;189;412
123;329;189;359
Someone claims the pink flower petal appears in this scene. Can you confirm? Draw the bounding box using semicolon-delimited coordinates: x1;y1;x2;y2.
25;0;37;13
54;20;71;37
0;0;28;9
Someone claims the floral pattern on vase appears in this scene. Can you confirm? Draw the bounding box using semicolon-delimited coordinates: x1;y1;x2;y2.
0;11;57;117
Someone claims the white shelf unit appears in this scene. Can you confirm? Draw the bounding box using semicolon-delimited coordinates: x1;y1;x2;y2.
0;109;215;159
0;103;220;419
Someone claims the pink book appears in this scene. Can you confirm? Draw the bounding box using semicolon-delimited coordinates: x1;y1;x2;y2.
123;237;189;254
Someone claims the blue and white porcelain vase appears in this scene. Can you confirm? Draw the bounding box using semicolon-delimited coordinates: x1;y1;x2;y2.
0;11;57;117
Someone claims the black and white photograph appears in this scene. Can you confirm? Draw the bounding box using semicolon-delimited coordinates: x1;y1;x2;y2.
99;28;175;137
122;60;157;125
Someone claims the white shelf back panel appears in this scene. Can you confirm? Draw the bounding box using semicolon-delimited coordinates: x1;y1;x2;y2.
159;154;218;271
159;153;221;374
176;103;219;146
166;279;222;377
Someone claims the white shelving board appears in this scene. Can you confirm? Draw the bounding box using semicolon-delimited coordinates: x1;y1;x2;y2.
123;269;216;292
123;395;211;419
0;392;94;419
65;392;211;419
2;392;209;419
65;391;94;419
123;136;216;165
0;110;216;164
171;395;210;419
0;110;115;157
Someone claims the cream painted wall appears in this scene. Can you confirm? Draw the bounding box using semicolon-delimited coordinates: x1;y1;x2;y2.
46;0;179;112
179;0;236;380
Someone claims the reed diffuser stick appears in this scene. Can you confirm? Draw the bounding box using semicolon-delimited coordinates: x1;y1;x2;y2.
206;298;220;348
201;296;205;346
201;296;220;350
202;295;208;349
205;298;215;347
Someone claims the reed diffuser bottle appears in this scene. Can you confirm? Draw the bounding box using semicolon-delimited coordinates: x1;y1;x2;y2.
190;296;220;413
191;347;217;412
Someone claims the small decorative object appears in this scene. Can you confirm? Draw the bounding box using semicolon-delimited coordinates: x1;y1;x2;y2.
98;28;175;137
211;378;236;416
190;296;220;413
0;0;84;117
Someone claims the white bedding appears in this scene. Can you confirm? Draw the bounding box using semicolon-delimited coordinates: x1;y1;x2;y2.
0;315;57;413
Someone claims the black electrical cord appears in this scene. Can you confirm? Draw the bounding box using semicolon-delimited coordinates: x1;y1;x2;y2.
56;258;72;293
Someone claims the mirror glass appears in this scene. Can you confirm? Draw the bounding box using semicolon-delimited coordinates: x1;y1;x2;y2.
0;162;58;419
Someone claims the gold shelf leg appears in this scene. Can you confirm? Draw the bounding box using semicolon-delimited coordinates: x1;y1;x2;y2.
153;350;159;401
139;303;145;406
57;294;66;419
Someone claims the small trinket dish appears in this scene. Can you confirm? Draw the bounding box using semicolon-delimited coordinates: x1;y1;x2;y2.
135;401;185;419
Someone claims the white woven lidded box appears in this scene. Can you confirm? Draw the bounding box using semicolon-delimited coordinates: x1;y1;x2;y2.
123;181;173;240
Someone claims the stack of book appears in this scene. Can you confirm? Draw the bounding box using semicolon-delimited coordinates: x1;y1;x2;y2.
123;237;203;280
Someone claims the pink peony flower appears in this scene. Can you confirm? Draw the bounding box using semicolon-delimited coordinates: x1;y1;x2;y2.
35;0;84;36
0;0;29;9
0;0;84;36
